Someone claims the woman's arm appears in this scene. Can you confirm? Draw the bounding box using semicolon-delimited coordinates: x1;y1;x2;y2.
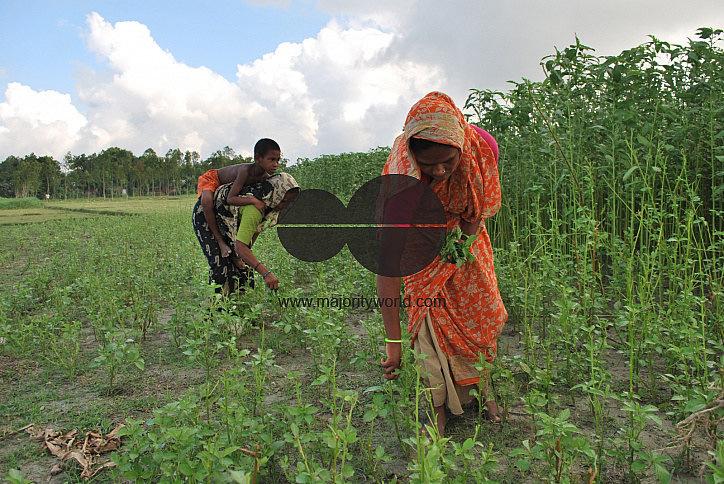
461;217;481;237
234;205;279;290
377;274;403;380
235;240;279;290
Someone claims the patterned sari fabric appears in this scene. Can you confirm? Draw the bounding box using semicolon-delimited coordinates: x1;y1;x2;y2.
382;91;507;387
192;173;299;294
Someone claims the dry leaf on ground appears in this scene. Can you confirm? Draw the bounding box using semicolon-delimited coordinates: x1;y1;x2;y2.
25;424;124;480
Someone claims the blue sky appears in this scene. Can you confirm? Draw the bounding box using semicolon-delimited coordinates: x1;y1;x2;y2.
1;0;329;100
1;0;723;162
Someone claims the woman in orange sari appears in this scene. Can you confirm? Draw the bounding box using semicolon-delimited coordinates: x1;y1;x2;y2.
377;92;507;437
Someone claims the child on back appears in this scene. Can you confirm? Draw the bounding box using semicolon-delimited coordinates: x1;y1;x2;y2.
197;138;281;257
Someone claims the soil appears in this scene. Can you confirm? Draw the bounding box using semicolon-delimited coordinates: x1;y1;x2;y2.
0;306;716;483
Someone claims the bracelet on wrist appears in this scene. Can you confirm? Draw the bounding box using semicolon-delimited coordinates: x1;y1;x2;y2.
263;270;272;278
384;338;402;344
253;261;261;271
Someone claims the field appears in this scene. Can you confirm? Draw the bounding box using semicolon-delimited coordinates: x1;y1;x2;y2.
2;32;724;484
0;184;721;483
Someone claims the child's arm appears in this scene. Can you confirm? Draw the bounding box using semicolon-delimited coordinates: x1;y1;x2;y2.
226;167;266;212
200;190;232;257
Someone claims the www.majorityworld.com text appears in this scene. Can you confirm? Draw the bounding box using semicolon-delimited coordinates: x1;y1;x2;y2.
276;295;447;310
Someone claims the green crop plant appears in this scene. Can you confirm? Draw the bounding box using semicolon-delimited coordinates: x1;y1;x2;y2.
4;469;34;484
440;226;477;267
41;319;82;382
2;29;724;483
90;328;145;395
510;408;596;483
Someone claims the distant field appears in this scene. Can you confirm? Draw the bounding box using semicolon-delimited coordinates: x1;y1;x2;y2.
0;196;196;225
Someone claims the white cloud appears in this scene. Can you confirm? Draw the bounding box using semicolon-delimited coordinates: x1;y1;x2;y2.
0;82;87;157
0;10;441;161
235;20;443;156
75;12;264;156
1;1;723;162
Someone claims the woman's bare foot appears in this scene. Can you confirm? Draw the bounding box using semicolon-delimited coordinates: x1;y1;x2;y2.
484;400;502;423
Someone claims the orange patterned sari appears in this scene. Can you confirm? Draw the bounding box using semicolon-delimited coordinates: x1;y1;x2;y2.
382;92;507;387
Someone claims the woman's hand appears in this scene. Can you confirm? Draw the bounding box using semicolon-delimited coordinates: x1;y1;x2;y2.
263;272;279;290
381;342;402;380
231;257;246;269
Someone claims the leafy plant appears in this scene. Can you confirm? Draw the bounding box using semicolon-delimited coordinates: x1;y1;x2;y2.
439;226;477;267
90;329;145;395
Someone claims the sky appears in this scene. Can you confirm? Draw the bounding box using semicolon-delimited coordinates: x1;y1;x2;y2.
1;0;723;163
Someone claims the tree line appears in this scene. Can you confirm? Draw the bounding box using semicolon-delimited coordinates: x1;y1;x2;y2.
0;146;261;200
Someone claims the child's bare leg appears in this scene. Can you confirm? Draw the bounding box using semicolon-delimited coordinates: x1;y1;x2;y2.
201;191;232;257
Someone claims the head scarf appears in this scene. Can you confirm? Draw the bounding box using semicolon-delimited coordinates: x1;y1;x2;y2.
213;172;299;242
260;172;299;231
382;91;500;223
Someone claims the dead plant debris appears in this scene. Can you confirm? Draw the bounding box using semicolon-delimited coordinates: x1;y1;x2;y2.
24;423;124;480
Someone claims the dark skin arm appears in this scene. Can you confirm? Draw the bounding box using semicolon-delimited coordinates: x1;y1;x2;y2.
461;217;481;237
226;165;266;211
234;240;279;290
378;218;481;376
231;191;296;291
377;274;403;380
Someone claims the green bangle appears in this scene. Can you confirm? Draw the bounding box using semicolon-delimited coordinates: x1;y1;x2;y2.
384;338;402;344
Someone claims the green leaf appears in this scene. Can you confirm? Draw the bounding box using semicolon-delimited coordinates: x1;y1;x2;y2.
636;134;654;148
178;462;194;476
654;462;671;484
516;458;531;472
341;464;355;478
229;470;251;484
623;166;639;181
311;374;329;386
684;398;707;414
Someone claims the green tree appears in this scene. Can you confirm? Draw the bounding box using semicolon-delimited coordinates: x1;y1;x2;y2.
13;154;42;198
163;148;182;195
181;150;201;196
38;155;62;198
0;155;21;198
98;147;134;199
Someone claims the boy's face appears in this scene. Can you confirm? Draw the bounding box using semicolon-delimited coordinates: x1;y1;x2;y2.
256;150;281;175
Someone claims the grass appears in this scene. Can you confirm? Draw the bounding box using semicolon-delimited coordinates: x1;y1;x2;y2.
0;196;192;225
1;31;723;484
0;198;43;211
0;193;718;484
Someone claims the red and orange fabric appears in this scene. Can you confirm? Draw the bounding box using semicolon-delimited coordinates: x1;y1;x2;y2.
382;91;507;387
196;169;221;198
